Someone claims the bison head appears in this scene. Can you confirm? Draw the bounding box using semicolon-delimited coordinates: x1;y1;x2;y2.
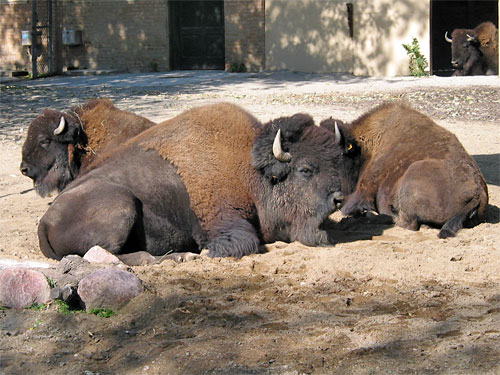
20;109;87;197
251;114;345;246
445;29;483;75
319;118;363;199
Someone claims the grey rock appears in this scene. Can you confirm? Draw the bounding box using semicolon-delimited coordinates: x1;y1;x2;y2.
77;267;142;310
84;246;123;265
118;251;157;266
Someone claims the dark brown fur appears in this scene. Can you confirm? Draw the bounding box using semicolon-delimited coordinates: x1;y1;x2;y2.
449;21;498;76
340;102;488;238
21;98;154;196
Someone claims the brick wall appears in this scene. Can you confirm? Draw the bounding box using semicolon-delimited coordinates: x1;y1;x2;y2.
57;0;169;73
0;2;36;72
224;0;265;72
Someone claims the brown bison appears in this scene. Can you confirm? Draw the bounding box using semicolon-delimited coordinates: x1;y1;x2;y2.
37;103;346;259
326;102;488;238
445;21;499;76
20;98;154;197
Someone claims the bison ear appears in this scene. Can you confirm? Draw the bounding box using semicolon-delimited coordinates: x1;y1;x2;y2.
53;115;81;144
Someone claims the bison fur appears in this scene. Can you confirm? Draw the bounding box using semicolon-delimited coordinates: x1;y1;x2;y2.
337;102;488;238
20;98;154;197
37;103;346;260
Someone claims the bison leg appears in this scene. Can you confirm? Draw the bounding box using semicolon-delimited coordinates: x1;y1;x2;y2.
205;217;261;258
341;190;375;217
394;210;420;231
38;182;143;259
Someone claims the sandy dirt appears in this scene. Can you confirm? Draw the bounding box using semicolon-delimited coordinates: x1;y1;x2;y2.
0;72;499;375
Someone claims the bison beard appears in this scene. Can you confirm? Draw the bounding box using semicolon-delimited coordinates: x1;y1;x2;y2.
337;102;488;238
36;103;345;260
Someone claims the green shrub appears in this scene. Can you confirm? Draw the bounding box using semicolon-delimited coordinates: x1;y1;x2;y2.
402;38;429;77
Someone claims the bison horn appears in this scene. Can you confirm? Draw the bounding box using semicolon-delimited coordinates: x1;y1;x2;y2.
444;31;452;43
53;116;66;135
273;129;292;162
466;33;475;42
334;121;342;143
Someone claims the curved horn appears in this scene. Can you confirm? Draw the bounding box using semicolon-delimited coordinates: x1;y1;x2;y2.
272;129;292;162
334;121;342;143
466;33;475;42
53;116;66;135
444;31;452;43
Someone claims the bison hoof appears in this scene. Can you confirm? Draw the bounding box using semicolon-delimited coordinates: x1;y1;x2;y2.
159;252;201;263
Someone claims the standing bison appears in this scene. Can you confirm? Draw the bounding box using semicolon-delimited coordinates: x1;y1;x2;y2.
328;102;488;238
445;21;498;76
37;103;346;260
20;98;154;197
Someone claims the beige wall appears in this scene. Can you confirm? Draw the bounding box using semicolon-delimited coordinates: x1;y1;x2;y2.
353;0;430;76
265;0;353;73
265;0;430;76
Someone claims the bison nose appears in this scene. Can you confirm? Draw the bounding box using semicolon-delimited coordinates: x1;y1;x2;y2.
330;191;344;209
20;162;31;177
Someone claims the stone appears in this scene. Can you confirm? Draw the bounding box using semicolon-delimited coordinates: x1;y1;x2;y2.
83;246;123;265
0;268;51;309
77;267;143;310
117;251;157;266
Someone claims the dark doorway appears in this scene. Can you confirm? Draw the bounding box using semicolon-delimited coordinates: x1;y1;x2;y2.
169;0;225;70
431;0;498;76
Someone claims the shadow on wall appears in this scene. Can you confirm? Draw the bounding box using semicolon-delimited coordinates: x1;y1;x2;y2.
265;0;430;76
59;1;169;73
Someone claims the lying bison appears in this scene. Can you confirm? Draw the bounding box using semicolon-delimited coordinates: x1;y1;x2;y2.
38;103;346;259
20;98;154;197
325;102;488;238
445;21;498;76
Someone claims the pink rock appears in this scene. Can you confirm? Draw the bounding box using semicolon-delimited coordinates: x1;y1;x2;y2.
77;267;142;310
83;246;122;264
0;268;51;309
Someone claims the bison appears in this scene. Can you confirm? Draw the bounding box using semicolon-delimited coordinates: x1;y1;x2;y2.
20;98;154;197
37;103;346;260
445;21;499;76
324;102;488;238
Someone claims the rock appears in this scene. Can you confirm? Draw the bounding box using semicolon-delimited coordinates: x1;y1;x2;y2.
77;267;143;310
84;246;123;265
0;268;51;309
118;251;157;266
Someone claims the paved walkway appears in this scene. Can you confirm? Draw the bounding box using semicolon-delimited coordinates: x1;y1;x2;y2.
2;70;499;95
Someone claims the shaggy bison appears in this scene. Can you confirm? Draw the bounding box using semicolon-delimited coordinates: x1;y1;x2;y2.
326;102;488;238
37;103;346;260
20;98;154;197
445;21;499;76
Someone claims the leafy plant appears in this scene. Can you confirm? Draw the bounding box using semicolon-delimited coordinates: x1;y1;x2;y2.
228;62;247;73
27;302;47;311
55;300;74;315
89;308;115;318
402;37;429;77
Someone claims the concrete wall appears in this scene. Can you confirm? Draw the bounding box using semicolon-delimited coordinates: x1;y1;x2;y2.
265;0;353;73
353;0;430;76
265;0;430;76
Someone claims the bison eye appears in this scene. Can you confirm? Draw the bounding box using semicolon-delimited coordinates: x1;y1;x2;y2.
39;139;50;148
297;166;314;178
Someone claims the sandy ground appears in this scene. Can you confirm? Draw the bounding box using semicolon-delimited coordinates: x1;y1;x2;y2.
0;72;499;375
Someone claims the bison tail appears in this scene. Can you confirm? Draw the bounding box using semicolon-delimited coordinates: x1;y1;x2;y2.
438;197;484;239
37;219;62;260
